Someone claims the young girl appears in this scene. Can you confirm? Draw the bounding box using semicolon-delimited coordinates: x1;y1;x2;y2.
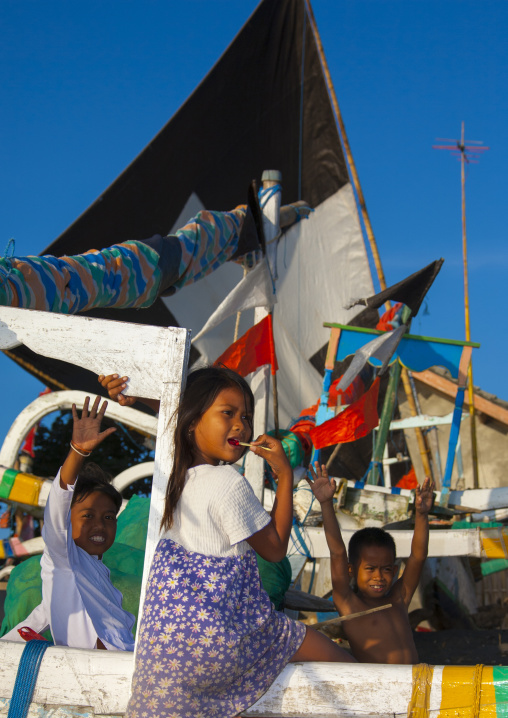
1;396;135;650
118;366;353;718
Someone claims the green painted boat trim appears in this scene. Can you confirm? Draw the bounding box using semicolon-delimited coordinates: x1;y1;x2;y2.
323;322;481;348
494;666;508;715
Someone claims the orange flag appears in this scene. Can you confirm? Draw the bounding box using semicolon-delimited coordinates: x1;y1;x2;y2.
309;378;380;449
214;314;278;377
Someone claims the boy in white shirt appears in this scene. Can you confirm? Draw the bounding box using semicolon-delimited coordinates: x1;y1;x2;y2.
2;396;135;650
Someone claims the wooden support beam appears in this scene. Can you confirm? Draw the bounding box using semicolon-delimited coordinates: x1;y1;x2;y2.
300;525;483;558
411;369;508;426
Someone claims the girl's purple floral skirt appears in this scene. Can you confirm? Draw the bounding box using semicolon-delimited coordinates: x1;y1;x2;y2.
126;538;306;718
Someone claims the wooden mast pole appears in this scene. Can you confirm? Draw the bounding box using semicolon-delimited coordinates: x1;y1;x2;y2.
460;122;480;488
433;124;488;488
304;0;385;291
305;0;433;480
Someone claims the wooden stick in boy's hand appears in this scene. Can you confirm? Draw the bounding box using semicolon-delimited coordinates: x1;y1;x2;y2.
312;604;393;631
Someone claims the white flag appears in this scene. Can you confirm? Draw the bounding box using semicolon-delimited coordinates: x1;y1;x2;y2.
192;259;275;343
336;324;407;392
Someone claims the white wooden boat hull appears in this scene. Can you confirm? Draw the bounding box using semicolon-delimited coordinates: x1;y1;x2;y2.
1;641;506;717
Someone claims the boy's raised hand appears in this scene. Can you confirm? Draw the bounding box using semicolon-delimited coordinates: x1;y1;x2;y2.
306;461;337;504
98;373;137;407
71;396;116;453
415;476;435;515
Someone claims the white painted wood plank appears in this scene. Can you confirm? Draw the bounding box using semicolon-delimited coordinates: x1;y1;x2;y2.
0;307;176;401
0;698;120;718
0;641;447;718
336;479;508;514
389;412;464;429
449;486;508;511
0;641;134;714
245;662;415;717
301;526;483;558
135;327;190;643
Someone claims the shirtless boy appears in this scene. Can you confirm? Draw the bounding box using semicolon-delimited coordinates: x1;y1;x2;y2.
307;463;434;664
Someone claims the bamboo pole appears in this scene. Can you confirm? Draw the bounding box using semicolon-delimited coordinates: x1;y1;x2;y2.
306;0;433;481
368;362;402;484
304;1;387;295
313;603;392;631
399;367;433;477
460;122;480;488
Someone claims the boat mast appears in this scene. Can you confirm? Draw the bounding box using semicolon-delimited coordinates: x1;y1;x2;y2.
460;124;479;488
304;1;385;291
434;123;489;489
305;0;433;481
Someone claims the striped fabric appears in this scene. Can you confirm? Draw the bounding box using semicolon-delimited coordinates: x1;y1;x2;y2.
173;207;247;291
0;206;247;314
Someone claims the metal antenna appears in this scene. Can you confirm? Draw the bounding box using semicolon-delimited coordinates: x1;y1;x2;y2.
433;123;489;489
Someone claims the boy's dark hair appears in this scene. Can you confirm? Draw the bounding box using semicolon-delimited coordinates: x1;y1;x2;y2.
348;527;396;566
70;462;122;513
160;366;254;531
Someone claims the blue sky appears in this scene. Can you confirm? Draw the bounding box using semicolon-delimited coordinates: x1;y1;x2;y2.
0;0;506;448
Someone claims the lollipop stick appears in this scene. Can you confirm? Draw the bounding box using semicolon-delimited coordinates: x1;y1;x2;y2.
238;441;272;452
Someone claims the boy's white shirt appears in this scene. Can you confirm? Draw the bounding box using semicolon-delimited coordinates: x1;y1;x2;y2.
1;471;135;650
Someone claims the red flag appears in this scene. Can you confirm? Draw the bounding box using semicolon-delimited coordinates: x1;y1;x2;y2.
309;378;380;449
20;388;51;457
214;314;278;377
376;302;403;332
20;425;37;458
396;466;418;490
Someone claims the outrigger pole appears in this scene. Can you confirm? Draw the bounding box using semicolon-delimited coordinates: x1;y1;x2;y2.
305;0;434;481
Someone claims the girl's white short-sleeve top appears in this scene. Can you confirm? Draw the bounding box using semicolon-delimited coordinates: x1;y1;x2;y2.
163;464;270;557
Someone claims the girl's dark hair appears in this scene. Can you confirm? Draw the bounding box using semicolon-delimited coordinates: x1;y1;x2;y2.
71;462;122;513
348;527;396;566
160;366;254;531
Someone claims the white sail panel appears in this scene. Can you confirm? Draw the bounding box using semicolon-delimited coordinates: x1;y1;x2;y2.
162;184;373;428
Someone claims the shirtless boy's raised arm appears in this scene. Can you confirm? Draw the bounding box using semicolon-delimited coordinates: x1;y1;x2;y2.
398;476;434;606
306;463;352;604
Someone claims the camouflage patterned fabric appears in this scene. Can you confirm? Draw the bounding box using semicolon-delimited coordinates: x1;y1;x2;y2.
0;207;247;313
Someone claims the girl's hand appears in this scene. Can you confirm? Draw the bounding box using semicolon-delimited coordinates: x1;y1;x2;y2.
98;373;137;407
71;396;116;453
415;476;435;515
249;433;291;478
306;462;337;504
